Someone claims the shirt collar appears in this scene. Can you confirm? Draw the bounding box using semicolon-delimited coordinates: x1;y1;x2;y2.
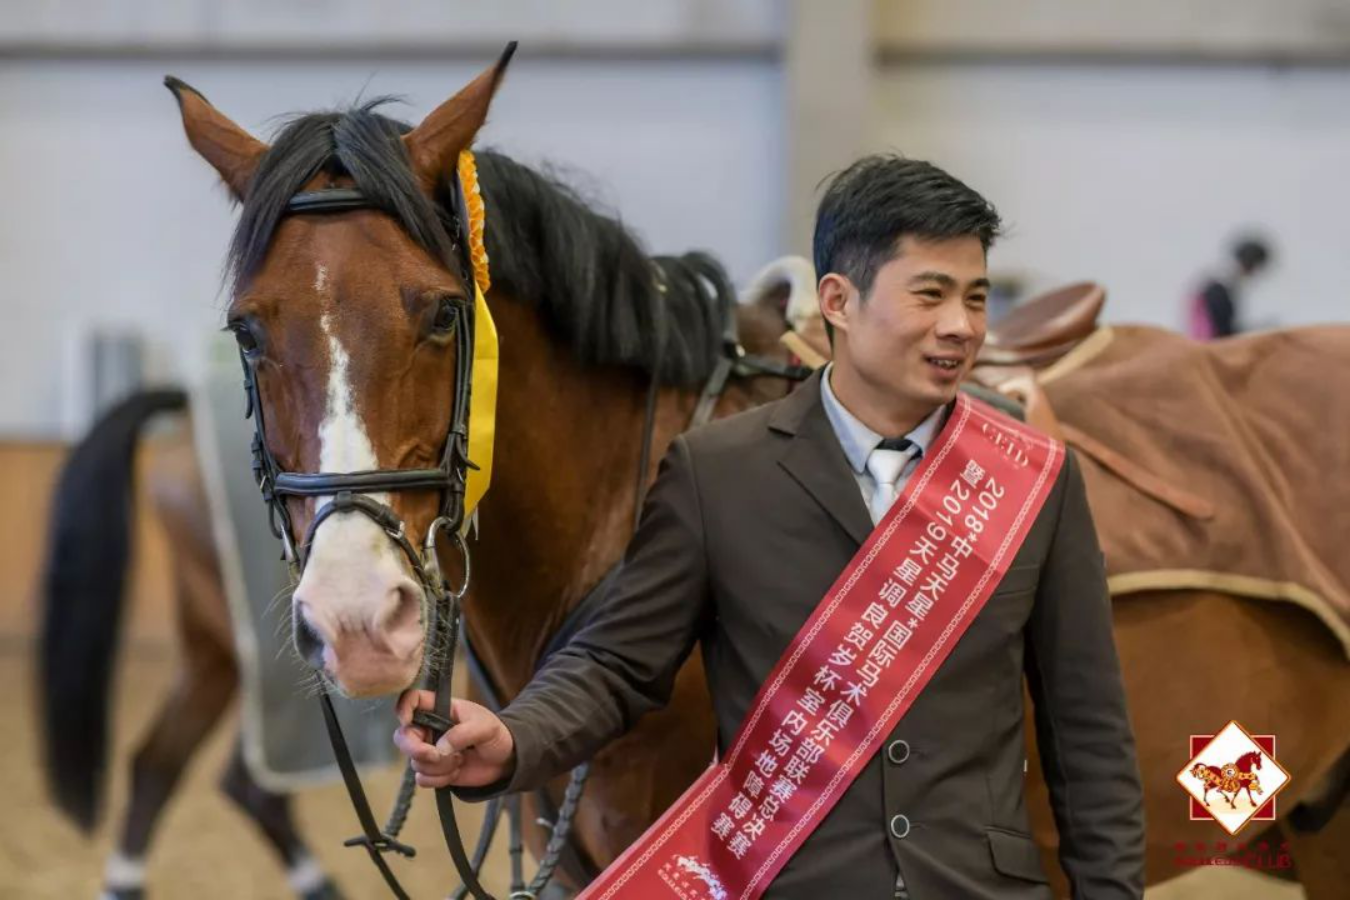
820;363;946;475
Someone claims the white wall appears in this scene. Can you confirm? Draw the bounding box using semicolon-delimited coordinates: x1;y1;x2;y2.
0;0;780;53
0;55;782;436
875;61;1350;330
874;0;1350;60
8;49;1349;436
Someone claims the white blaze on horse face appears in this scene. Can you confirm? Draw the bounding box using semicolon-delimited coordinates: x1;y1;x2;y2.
315;311;384;510
292;308;425;697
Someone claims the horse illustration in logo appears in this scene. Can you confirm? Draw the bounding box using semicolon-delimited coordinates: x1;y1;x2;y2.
1189;750;1265;810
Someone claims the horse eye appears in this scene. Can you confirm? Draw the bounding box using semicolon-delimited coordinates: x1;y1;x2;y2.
432;298;459;335
231;322;260;355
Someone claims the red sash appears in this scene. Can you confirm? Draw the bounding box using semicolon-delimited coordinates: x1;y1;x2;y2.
579;393;1064;900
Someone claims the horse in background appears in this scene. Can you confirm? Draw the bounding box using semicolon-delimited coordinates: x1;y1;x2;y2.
40;388;348;900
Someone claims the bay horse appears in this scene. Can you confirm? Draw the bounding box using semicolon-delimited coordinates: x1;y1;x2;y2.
40;56;1350;898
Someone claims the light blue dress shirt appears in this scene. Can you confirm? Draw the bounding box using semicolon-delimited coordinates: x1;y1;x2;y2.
819;364;946;525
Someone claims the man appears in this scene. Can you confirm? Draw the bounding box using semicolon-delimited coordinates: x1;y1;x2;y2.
396;155;1145;898
1188;236;1272;339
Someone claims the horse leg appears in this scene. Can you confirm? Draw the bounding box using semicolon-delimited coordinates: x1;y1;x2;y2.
103;433;238;899
106;618;235;898
219;743;344;900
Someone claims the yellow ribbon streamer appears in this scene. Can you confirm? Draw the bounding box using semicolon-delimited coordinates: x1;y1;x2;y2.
457;150;497;534
462;282;497;532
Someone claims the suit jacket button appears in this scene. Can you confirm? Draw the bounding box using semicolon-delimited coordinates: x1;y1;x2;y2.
886;739;910;764
889;814;911;839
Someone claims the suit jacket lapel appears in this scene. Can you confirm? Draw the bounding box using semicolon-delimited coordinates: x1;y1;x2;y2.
770;371;874;547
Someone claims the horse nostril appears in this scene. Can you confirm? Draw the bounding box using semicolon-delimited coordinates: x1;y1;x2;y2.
376;582;424;643
292;601;326;670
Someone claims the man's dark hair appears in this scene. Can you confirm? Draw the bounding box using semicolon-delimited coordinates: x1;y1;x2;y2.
1232;236;1271;275
813;154;1002;299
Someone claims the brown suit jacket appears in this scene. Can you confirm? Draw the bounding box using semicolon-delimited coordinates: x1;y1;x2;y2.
498;372;1144;898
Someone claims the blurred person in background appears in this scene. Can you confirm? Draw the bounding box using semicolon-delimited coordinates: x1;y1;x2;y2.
1186;235;1272;340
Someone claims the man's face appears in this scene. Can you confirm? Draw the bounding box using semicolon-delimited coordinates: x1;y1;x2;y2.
836;235;989;411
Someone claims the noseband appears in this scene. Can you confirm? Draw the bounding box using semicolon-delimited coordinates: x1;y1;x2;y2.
238;175;499;899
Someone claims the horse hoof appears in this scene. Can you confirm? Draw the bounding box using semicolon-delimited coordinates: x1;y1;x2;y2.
301;880;346;900
99;889;146;900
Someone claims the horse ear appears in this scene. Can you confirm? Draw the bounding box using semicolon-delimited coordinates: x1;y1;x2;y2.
164;76;267;201
403;42;517;193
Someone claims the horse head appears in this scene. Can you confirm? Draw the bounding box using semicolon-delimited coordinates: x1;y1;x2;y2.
169;48;515;697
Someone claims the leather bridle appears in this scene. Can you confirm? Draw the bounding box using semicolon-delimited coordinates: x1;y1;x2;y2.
244;187;476;569
239;173;499;899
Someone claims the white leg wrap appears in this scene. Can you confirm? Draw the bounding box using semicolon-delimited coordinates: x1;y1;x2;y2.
103;851;146;889
287;853;327;894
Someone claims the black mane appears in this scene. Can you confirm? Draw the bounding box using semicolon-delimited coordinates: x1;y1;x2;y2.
228;100;731;386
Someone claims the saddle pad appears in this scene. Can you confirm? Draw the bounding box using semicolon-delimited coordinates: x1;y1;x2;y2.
192;333;398;791
1043;324;1350;659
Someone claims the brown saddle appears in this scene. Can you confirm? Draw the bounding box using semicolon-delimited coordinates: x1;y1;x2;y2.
972;284;1213;520
968;282;1105;440
979;282;1105;368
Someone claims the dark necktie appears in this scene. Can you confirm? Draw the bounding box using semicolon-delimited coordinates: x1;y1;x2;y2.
878;437;919;454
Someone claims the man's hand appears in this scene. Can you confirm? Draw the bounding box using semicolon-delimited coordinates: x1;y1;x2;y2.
393;690;516;789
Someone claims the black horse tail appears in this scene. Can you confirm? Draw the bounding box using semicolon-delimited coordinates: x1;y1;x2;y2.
38;388;189;831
